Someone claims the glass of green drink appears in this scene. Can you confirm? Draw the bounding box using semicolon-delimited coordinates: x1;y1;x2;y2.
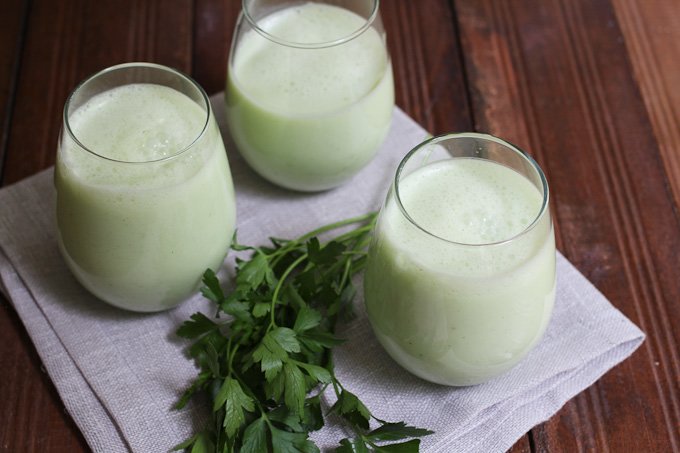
364;133;556;385
55;63;236;312
226;0;394;192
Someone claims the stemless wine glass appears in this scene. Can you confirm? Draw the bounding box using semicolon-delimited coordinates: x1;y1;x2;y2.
364;133;556;386
55;63;236;312
226;0;394;192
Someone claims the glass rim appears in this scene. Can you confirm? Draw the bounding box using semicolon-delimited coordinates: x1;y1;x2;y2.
241;0;380;49
394;132;551;247
63;62;212;165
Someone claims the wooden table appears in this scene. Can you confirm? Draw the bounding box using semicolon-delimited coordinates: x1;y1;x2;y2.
1;0;678;451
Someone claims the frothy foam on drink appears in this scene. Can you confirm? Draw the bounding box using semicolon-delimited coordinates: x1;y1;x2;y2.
398;158;542;245
232;3;388;115
384;158;547;277
63;84;208;187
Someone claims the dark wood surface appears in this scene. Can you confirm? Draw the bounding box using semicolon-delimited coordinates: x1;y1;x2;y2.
1;0;678;451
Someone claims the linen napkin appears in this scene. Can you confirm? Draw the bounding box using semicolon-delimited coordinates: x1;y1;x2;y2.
0;93;644;453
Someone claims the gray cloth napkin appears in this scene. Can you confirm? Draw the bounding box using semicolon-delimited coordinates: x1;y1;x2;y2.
0;93;644;453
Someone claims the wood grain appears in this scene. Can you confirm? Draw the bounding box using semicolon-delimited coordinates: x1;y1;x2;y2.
0;301;89;452
454;0;680;451
1;0;679;451
2;0;194;186
0;0;28;184
382;0;471;133
0;2;90;450
0;1;193;452
613;0;680;209
193;0;241;95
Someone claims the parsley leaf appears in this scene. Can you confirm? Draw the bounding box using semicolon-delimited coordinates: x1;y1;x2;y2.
213;377;254;437
200;269;224;304
336;438;370;453
365;423;434;442
270;426;319;453
293;307;322;332
176;313;218;339
253;333;287;381
331;388;372;430
373;439;421;452
241;417;267;453
283;362;307;416
270;327;301;354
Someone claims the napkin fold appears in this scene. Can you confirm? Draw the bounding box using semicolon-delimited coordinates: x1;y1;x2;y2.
0;94;644;453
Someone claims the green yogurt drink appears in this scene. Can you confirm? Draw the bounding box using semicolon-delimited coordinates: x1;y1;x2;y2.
56;71;236;312
364;135;556;385
226;2;394;191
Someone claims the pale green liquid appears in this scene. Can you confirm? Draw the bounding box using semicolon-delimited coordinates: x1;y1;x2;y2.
226;2;394;191
364;159;556;385
56;84;236;312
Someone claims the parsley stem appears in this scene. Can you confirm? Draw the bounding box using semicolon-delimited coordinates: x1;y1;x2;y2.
331;222;375;244
327;351;343;399
338;257;353;291
225;337;233;376
269;213;376;268
227;342;240;376
269;253;307;330
331;377;343;400
295;212;376;244
341;250;369;256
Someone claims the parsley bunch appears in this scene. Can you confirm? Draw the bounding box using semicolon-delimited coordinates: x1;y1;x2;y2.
175;213;433;453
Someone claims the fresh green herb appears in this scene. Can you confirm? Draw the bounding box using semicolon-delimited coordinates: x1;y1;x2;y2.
175;213;433;453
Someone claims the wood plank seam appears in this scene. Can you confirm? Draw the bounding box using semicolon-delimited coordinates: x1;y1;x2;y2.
147;0;157;60
551;5;614;451
0;0;31;187
456;0;566;253
188;0;196;79
397;1;420;125
493;0;574;259
394;1;425;128
404;1;434;132
490;0;536;153
383;4;409;119
447;0;477;134
128;0;152;61
42;0;81;174
125;0;138;60
557;0;680;449
613;0;680;224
